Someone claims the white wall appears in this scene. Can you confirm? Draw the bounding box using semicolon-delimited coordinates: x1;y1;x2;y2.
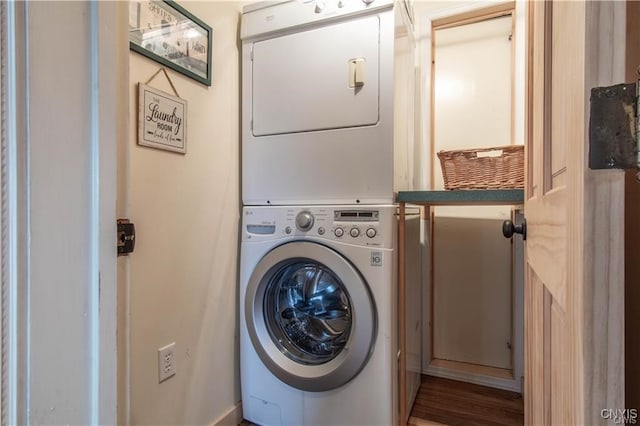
433;217;512;368
127;2;244;424
433;15;513;192
432;14;512;221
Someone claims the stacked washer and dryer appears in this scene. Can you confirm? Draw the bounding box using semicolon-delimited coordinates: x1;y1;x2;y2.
239;1;418;425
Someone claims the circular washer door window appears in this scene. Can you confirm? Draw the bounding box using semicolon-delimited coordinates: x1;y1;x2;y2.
245;241;376;392
263;260;351;365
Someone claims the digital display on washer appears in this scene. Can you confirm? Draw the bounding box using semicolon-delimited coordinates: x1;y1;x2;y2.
334;210;379;222
246;224;276;235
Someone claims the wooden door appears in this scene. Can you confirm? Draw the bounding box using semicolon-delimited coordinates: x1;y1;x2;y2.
525;1;625;424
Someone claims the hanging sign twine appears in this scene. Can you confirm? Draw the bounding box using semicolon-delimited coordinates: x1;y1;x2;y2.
145;67;181;98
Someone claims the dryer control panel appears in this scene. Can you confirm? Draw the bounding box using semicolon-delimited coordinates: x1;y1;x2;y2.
241;0;394;41
242;205;395;249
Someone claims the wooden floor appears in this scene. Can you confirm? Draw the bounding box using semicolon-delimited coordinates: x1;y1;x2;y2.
241;375;523;425
409;375;524;426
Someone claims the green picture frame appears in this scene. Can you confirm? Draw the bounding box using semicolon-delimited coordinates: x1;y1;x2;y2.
129;0;212;86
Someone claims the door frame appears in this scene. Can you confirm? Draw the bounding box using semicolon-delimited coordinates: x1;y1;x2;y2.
0;2;124;424
414;0;526;391
425;2;523;393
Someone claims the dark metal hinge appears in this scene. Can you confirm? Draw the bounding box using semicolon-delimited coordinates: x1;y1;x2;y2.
589;71;640;176
589;83;638;169
117;219;135;256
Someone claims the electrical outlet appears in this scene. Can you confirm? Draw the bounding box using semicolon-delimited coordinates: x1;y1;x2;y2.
158;342;176;383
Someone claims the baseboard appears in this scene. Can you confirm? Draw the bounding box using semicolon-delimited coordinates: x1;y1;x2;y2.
408;416;447;426
212;402;243;426
424;363;521;393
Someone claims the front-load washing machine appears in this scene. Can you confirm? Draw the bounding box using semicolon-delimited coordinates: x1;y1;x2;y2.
240;205;397;426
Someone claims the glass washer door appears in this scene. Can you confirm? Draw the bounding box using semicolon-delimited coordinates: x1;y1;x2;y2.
263;260;352;365
245;241;377;392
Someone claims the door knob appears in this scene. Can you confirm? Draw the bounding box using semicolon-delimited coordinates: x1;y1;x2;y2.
502;219;526;240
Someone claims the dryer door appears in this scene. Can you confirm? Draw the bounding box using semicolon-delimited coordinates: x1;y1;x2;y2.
250;15;380;136
245;241;376;392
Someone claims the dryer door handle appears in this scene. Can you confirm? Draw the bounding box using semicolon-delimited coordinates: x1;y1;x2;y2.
348;58;366;88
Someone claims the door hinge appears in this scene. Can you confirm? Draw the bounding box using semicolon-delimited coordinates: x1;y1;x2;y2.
589;70;640;175
117;219;135;256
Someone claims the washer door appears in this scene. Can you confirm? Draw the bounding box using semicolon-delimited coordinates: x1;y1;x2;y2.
245;241;376;392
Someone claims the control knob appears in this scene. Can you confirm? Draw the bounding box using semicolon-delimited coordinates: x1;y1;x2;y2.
350;227;360;238
296;211;315;231
334;227;344;237
366;228;377;238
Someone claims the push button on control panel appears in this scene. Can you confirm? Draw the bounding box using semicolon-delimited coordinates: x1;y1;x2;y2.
366;228;377;238
334;227;344;237
349;227;360;238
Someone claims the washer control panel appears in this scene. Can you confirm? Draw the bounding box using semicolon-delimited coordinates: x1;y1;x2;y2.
332;209;379;241
243;206;393;248
285;208;381;243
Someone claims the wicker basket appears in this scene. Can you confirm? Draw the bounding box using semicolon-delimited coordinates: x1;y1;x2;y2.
437;145;524;190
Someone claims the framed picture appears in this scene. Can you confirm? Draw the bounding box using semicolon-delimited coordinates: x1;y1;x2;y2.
138;83;188;154
129;1;212;86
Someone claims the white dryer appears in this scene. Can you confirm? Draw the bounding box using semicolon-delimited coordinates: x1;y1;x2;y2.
240;205;397;425
241;0;417;205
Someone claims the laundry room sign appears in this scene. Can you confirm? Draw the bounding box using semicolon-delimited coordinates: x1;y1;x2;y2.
138;83;187;154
